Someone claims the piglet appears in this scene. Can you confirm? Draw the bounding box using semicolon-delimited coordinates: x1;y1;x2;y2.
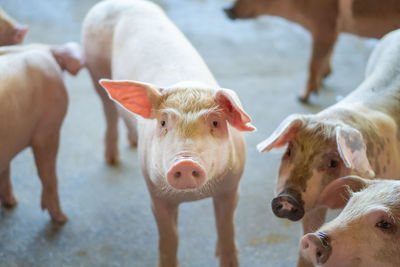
0;42;84;223
0;8;28;45
82;0;255;266
301;175;400;267
224;0;400;102
257;28;400;267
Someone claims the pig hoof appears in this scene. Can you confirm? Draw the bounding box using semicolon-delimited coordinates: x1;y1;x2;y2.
51;212;68;224
106;152;119;165
0;195;18;209
298;95;309;103
127;135;137;147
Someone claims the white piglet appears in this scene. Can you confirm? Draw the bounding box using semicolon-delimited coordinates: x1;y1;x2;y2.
82;0;255;266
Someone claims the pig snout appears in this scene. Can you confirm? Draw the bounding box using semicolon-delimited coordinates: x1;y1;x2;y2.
224;6;237;20
166;160;206;190
271;191;304;221
301;232;332;265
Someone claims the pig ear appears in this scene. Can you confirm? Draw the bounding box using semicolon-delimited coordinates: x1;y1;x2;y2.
336;126;375;178
99;79;162;119
215;89;256;132
51;42;85;76
256;114;304;152
317;175;371;209
13;25;29;44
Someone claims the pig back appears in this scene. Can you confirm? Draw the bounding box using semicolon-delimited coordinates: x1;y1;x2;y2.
0;49;67;167
110;0;217;87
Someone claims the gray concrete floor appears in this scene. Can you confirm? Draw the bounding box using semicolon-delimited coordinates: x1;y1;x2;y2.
0;0;377;266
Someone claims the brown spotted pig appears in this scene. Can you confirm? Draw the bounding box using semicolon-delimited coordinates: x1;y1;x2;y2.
0;43;84;223
301;176;400;267
225;0;400;102
257;28;400;267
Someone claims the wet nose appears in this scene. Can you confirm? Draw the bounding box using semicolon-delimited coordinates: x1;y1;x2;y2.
167;160;206;190
271;193;305;221
301;232;332;265
223;7;237;20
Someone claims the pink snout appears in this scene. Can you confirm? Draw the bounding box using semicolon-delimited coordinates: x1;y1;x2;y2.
167;160;206;190
301;232;332;265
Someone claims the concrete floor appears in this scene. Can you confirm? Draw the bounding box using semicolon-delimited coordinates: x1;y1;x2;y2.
0;0;377;266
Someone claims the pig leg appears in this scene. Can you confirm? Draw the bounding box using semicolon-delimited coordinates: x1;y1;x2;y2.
297;207;327;267
0;165;17;208
152;197;179;267
299;32;337;102
213;188;239;267
89;70;119;164
119;108;138;147
32;133;67;224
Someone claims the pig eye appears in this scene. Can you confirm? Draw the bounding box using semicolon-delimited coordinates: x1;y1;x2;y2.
213;121;218;127
160;120;166;127
329;159;338;168
376;220;393;231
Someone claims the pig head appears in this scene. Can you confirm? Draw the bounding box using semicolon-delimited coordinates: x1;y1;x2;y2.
100;80;255;193
224;0;280;20
0;8;28;45
257;114;374;221
301;176;400;267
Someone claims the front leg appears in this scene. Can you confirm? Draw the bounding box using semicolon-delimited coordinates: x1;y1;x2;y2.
297;207;327;267
299;31;338;103
213;187;239;267
0;164;17;208
151;197;179;267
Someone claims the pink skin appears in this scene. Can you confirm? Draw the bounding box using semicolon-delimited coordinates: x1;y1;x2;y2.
166;159;206;190
12;25;29;44
301;177;400;267
0;8;29;46
0;43;84;223
83;2;255;266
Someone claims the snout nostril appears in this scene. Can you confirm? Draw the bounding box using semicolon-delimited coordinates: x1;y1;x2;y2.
292;208;298;213
174;171;181;178
317;250;322;260
277;204;283;210
192;171;199;177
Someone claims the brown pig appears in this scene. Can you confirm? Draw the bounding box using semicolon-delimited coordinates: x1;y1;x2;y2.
301;176;400;267
0;8;28;45
224;0;400;102
82;0;255;266
0;42;84;223
257;28;400;267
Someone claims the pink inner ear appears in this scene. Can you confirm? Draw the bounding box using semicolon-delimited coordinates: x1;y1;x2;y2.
215;89;255;132
99;80;157;118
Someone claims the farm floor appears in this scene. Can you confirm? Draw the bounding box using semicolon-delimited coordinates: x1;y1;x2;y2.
0;0;376;266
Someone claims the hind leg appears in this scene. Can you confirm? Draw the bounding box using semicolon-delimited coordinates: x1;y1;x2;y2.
89;70;120;164
119;108;138;147
32;133;67;223
0;164;17;208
